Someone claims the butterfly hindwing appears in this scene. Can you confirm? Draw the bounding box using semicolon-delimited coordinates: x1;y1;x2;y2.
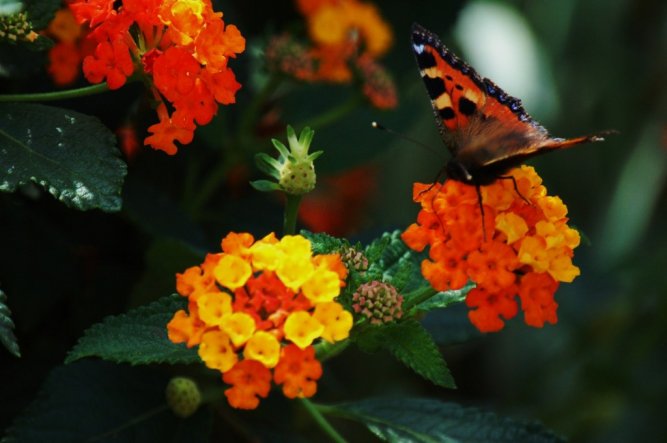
411;23;605;179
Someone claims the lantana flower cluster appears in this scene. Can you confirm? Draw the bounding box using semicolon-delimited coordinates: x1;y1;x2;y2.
167;232;353;409
402;166;581;333
68;0;245;154
264;0;397;109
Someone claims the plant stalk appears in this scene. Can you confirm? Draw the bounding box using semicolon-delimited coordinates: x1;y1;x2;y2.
299;398;347;443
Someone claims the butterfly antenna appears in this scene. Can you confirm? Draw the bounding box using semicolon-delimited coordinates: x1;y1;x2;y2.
371;121;446;161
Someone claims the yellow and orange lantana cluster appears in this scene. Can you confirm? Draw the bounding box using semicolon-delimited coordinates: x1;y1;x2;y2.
68;0;245;154
167;232;353;409
402;166;581;332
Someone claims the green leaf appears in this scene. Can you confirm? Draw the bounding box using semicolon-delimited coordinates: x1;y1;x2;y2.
301;230;347;254
271;137;290;159
0;103;126;212
356;319;454;388
65;295;199;365
0;288;20;357
365;230;427;292
327;397;565;443
250;179;281;192
2;361;212;443
254;152;281;179
413;283;473;313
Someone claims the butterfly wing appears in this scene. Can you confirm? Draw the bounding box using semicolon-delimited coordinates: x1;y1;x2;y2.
411;23;604;178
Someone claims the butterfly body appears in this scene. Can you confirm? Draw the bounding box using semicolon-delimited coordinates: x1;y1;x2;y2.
411;23;606;186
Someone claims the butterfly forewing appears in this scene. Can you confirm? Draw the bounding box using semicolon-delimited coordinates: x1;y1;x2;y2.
411;23;604;180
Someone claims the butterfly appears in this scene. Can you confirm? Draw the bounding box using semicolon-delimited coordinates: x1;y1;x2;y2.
411;23;609;188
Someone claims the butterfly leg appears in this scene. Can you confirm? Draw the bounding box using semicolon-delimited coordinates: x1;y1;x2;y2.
417;166;447;199
498;175;531;205
474;183;488;242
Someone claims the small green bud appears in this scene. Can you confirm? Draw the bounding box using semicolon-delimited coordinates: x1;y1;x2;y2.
251;125;323;196
165;377;201;418
352;281;404;325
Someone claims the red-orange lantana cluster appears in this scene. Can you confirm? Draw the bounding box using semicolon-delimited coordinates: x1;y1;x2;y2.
402;166;581;332
68;0;245;154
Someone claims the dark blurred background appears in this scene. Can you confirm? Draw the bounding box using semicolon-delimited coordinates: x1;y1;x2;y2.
1;0;666;441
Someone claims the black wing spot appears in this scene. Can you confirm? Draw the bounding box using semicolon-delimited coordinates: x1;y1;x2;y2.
439;107;456;120
455;84;463;91
445;75;453;81
459;97;476;116
423;76;446;99
416;51;437;70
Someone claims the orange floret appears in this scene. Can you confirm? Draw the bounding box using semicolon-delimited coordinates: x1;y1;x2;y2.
273;344;323;398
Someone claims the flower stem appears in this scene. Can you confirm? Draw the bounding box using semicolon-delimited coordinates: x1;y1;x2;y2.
299;398;347;443
0;83;110;102
402;286;439;311
314;339;350;363
283;193;302;235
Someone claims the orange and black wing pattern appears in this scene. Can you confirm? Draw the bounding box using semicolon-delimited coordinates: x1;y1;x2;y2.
411;23;605;178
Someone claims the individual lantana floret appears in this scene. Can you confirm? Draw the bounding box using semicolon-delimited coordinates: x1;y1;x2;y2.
252;125;323;196
352;281;404;325
401;165;580;333
67;0;245;155
166;232;352;409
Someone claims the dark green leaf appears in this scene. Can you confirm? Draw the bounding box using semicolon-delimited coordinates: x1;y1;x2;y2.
65;295;199;365
0;103;126;212
328;397;565;443
250;179;281;192
2;361;212;443
0;288;20;357
413;283;473;313
365;230;427;292
355;319;454;388
301;230;347;254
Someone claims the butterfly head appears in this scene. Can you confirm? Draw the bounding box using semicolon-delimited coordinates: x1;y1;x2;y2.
445;159;474;184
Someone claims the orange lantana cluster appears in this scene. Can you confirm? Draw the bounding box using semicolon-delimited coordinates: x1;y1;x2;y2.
68;0;245;154
167;232;353;409
402;166;581;332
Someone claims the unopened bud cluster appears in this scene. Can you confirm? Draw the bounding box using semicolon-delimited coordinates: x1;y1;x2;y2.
352;281;403;325
0;12;38;43
165;377;202;418
341;246;369;273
